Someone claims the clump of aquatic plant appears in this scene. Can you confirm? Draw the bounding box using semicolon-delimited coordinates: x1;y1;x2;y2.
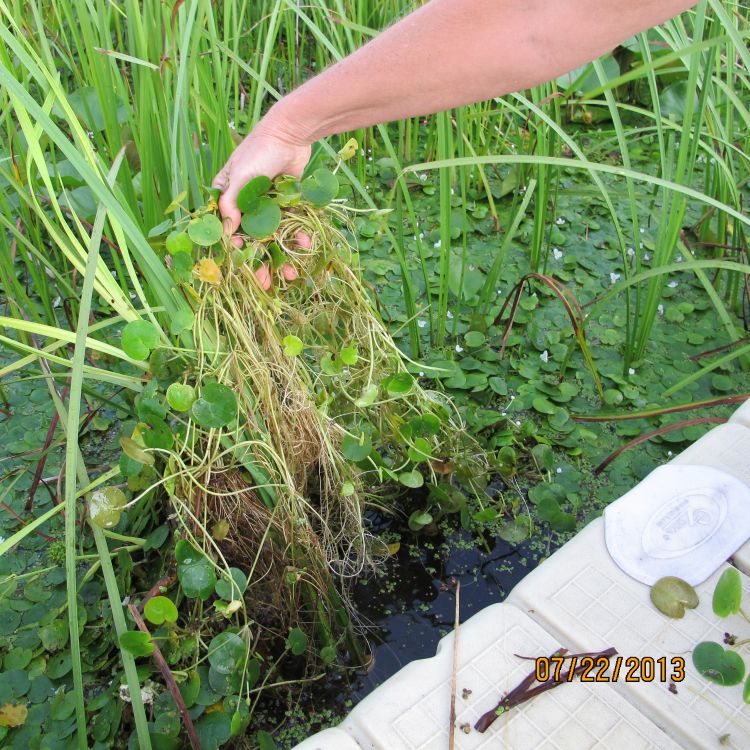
111;162;490;691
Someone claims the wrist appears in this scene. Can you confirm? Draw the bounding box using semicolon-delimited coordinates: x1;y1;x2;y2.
257;96;317;149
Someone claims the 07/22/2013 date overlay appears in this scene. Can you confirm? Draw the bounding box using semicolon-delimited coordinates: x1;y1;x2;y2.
534;655;686;684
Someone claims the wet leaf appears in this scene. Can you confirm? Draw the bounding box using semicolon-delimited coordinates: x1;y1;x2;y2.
194;258;222;285
464;331;486;348
650;576;699;618
713;568;742;618
240;197;281;239
178;554;217;601
693;641;745;686
237;175;272;213
301;168;339;206
188;214;223;246
399;470;424;489
191;382;237;429
208;632;246;674
121;320;159;360
144;596;178;626
88;487;127;529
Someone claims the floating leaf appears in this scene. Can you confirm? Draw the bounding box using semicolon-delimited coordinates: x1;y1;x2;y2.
119;631;154;658
187;214;223;246
166;383;195;412
141;417;174;450
301;168;339;206
283;335;303;357
693;641;745;686
650;576;699;618
240;197;281;239
713;568;742;618
399;470;424;489
121;320;159;360
144;596;178;626
497;517;533;544
337;138;358;161
532;396;556;415
208;632;246;674
0;703;28;728
165;230;192;255
237;175;272;213
286;627;308;656
408;437;433;463
464;331;486;348
88;487;127;529
191;383;237;429
196;711;232;749
40;620;69;652
342;432;372;462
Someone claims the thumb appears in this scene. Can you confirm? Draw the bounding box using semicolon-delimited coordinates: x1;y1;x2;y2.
216;182;242;234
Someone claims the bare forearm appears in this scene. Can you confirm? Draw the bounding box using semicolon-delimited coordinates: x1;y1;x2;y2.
265;0;696;144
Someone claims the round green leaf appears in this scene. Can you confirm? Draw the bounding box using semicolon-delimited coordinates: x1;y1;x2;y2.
39;620;69;652
286;627;308;656
399;470;424;489
464;331;486;348
342;432;372;462
120;436;154;467
88;487;127;529
713;567;742;617
650;576;699;619
407;437;433;463
382;372;413;396
166;383;195;412
301;168;339;206
195;711;232;750
121;320;159;360
119;631;154;658
144;596;178;626
693;641;745;686
187;214;223;246
141;417;174;450
237;175;272;213
178;556;217;601
208;632;246;674
532;396;556;415
191;383;237;429
354;384;378;408
240;197;281;239
215;567;247;601
341;481;355;497
339;346;358;366
282;335;303;357
408;510;432;531
166;230;192;255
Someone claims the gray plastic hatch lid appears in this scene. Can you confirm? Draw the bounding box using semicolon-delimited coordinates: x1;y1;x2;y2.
604;464;750;585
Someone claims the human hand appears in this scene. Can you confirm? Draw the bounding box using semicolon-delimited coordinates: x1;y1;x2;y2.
213;117;311;290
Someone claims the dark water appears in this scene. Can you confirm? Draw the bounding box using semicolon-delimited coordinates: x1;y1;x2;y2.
345;521;537;701
264;512;541;746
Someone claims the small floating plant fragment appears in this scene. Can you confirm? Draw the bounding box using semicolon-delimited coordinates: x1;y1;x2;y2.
692;641;745;686
713;567;742;617
88;487;127;528
650;576;699;618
